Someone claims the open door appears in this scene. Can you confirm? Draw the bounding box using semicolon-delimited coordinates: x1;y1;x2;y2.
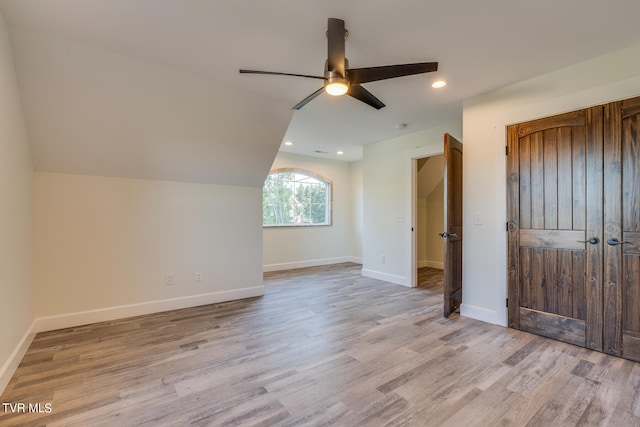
441;133;463;317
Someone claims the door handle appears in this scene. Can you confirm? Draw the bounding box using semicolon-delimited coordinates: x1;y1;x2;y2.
439;232;457;238
607;237;629;246
577;237;600;245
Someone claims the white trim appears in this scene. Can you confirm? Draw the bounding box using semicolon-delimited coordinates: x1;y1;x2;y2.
0;319;37;395
33;286;264;333
361;268;409;287
418;260;444;269
460;303;506;327
263;256;359;272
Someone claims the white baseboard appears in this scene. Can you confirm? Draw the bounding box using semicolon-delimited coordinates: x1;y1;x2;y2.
361;268;409;287
0;319;37;395
418;260;444;269
346;256;363;265
460;303;506;327
263;256;361;272
34;286;264;333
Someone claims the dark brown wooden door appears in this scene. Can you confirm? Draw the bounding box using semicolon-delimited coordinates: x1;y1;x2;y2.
507;108;604;350
443;133;463;317
603;97;640;360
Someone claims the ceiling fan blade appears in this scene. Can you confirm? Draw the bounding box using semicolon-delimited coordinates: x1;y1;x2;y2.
292;87;325;110
239;69;325;80
327;18;346;77
347;62;438;84
347;84;385;110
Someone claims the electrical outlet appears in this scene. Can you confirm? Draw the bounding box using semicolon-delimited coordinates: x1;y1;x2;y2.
195;271;202;282
165;273;175;286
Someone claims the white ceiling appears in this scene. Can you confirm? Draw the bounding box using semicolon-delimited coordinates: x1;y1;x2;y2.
1;1;640;182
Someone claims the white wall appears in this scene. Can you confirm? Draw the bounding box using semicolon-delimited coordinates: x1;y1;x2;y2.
462;42;640;326
33;172;263;327
349;160;363;262
0;12;34;392
263;152;362;271
362;122;462;285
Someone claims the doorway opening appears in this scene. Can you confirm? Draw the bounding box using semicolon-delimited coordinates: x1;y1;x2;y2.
415;155;445;294
406;143;443;289
406;134;463;317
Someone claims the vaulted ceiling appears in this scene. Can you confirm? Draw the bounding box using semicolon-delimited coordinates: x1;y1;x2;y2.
1;0;640;185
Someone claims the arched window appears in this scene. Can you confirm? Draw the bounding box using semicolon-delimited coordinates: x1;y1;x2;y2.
263;169;332;226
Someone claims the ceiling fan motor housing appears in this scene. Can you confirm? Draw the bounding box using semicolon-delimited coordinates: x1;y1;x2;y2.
324;58;349;94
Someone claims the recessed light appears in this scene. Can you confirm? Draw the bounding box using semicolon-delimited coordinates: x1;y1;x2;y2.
284;141;293;146
337;151;344;155
432;80;447;89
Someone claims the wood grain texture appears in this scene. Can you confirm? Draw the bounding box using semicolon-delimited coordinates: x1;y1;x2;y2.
622;232;640;255
584;106;604;352
507;124;521;328
519;308;585;347
519;229;585;250
3;263;640;426
509;106;602;352
622;331;640;363
617;97;640;359
603;101;623;356
517;109;586;138
443;133;463;318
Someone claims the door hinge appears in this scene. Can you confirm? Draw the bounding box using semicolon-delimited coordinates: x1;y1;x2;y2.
506;146;509;156
506;222;509;231
506;298;509;308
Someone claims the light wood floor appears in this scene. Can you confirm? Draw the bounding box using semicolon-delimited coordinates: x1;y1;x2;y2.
2;263;639;426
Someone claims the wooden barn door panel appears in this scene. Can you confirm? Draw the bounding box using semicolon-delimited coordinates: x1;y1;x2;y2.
443;133;463;318
509;96;640;360
604;97;640;359
507;107;603;350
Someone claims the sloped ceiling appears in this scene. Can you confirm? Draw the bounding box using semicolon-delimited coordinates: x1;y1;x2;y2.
1;0;640;185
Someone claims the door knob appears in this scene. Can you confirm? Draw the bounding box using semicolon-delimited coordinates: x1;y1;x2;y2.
439;232;457;239
577;237;600;245
607;237;629;246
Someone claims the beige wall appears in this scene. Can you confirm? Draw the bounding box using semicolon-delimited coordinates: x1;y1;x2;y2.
424;180;444;267
34;173;263;318
0;13;34;389
263;152;362;270
417;156;444;268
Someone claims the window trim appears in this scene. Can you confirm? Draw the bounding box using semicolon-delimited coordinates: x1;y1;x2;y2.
262;168;333;228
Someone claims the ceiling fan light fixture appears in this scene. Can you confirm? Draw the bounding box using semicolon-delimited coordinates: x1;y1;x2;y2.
325;79;348;96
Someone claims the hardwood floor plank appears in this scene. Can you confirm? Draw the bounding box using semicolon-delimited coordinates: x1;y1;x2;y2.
1;263;640;426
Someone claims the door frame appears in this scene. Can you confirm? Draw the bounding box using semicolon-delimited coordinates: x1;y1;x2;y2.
405;144;444;287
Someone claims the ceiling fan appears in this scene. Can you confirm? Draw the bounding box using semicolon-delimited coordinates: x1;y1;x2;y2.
239;18;438;110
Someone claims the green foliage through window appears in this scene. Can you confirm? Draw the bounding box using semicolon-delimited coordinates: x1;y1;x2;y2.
263;170;331;226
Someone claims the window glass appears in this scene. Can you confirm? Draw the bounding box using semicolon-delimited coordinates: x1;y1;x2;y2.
263;170;331;226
